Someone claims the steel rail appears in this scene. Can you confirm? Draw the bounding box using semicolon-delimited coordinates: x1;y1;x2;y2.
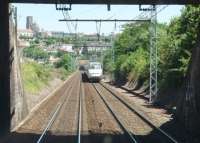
36;75;77;143
92;83;138;143
99;82;178;143
36;102;63;143
77;74;82;143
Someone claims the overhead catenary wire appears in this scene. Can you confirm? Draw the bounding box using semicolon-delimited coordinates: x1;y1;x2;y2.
63;14;72;33
61;10;72;33
66;11;76;31
96;21;102;41
57;2;78;34
151;5;168;18
135;5;169;20
58;5;168;34
59;19;150;22
59;5;168;29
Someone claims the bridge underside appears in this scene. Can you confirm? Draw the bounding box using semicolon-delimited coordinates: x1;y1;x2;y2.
1;0;200;137
9;0;200;4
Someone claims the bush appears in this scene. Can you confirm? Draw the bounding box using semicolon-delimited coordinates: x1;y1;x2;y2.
23;46;49;61
22;61;52;94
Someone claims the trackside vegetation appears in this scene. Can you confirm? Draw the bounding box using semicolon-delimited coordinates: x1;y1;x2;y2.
21;61;52;94
103;5;200;93
22;42;76;94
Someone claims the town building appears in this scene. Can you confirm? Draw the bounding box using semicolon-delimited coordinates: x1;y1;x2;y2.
26;16;33;29
18;29;34;39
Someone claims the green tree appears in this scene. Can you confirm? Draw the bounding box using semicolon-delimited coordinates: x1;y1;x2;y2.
23;46;49;61
55;53;73;71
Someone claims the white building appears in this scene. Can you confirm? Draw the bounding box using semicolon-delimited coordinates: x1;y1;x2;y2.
18;29;34;39
58;44;74;53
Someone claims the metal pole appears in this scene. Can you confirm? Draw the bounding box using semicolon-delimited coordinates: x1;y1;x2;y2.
111;33;114;65
110;33;115;82
149;5;157;103
70;53;73;71
139;5;157;103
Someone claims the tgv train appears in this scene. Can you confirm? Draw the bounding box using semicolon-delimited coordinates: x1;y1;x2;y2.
86;62;103;82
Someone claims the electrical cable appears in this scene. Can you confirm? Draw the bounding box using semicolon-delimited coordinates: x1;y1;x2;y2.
151;5;168;18
62;10;72;33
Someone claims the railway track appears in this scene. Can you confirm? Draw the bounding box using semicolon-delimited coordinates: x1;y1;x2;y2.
91;83;138;143
6;73;180;143
37;73;83;143
83;81;127;143
92;82;178;143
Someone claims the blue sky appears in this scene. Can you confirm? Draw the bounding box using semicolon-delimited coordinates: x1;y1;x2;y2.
14;4;184;34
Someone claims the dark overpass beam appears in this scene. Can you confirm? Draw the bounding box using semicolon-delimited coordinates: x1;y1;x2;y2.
9;0;200;4
0;0;10;136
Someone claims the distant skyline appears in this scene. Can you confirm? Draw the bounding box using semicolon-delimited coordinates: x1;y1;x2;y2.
14;4;184;34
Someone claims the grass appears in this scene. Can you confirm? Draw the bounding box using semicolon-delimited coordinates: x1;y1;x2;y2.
21;61;52;94
55;67;70;81
21;60;74;94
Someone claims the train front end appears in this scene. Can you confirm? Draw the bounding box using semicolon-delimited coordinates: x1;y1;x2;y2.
87;62;103;82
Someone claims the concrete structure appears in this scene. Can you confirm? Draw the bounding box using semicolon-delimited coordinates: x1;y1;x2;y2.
0;0;11;136
0;0;199;137
10;0;200;4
